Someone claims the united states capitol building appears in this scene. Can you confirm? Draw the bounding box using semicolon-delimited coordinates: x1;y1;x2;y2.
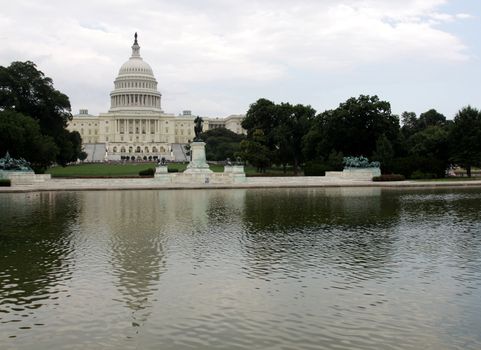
67;34;245;161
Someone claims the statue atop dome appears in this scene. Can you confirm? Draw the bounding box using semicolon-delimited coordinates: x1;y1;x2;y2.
131;32;141;58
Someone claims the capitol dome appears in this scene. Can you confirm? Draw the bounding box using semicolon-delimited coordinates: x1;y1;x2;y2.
118;58;154;76
109;33;162;113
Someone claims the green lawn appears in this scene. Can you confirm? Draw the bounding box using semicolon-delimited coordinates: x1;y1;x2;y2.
47;163;159;177
46;162;302;177
47;162;223;177
412;177;481;182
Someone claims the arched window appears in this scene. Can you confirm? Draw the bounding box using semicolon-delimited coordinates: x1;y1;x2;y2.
128;146;133;153
152;146;158;153
144;146;149;153
121;147;126;153
136;146;141;153
160;146;166;153
113;146;118;153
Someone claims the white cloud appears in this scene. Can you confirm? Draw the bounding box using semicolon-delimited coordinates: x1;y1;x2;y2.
0;0;474;116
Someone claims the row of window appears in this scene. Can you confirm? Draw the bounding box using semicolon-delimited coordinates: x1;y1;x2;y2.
80;129;97;135
73;123;98;127
115;80;156;89
112;146;167;153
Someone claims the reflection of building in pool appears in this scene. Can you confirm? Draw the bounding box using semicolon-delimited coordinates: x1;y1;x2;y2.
73;189;248;328
67;33;245;162
0;192;78;327
76;191;168;328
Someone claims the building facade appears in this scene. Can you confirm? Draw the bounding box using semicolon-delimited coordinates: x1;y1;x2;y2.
67;34;245;161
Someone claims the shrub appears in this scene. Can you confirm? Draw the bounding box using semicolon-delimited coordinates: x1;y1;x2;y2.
138;168;155;176
303;161;329;176
0;179;11;187
391;156;446;179
168;168;179;173
410;171;437;180
372;174;405;182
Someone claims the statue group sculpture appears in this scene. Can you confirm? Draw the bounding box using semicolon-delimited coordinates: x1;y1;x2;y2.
343;156;380;169
0;152;33;172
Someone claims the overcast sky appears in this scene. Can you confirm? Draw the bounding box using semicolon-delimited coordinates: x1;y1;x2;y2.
1;0;480;119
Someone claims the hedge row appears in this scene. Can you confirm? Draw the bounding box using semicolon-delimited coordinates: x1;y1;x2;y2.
138;168;155;176
0;179;11;186
372;174;406;182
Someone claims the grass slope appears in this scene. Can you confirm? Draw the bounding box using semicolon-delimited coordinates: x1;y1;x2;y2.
47;163;158;177
47;163;301;178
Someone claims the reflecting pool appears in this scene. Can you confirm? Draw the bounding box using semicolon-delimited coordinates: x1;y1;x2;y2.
1;188;481;349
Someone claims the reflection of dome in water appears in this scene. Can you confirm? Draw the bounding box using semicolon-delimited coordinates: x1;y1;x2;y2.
109;32;162;113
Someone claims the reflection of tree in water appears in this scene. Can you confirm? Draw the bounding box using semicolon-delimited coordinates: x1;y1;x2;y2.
397;189;481;291
106;191;167;329
0;192;78;325
240;188;401;282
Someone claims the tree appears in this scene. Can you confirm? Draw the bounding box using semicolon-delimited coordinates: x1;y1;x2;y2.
238;129;271;172
401;111;418;138
0;110;58;171
0;61;81;167
201;127;245;161
273;103;316;174
372;134;394;173
449;106;481;177
242;99;315;173
418;109;447;129
304;95;400;160
78;151;88;162
241;98;278;150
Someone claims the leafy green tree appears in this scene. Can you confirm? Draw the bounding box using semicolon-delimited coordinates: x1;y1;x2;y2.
241;98;279;150
201;127;245;161
242;99;315;173
304;95;399;159
0;61;81;166
238;129;271;173
0;110;58;171
396;109;451;178
449;106;481;177
418;109;447;129
78;151;88;162
401;111;418;138
273;103;316;174
372;134;394;173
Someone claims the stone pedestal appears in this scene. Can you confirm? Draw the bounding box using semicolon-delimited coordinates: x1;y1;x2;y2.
0;171;51;185
155;165;168;174
325;167;381;181
154;165;170;181
342;167;381;180
184;142;212;174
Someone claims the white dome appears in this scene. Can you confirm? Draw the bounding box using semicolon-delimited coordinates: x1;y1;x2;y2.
118;58;154;76
116;33;155;77
109;33;162;113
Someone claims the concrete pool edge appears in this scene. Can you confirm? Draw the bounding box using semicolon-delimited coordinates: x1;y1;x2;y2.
2;177;481;193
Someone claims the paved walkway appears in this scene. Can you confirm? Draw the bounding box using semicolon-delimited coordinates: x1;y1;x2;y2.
2;177;481;193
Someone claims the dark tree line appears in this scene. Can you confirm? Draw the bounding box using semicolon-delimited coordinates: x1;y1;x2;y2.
240;96;481;178
0;61;82;172
201;127;245;162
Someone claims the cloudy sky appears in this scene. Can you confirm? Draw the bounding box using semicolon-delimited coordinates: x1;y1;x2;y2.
1;0;480;119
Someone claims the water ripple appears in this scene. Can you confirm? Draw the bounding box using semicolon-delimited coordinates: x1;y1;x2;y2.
1;188;481;349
